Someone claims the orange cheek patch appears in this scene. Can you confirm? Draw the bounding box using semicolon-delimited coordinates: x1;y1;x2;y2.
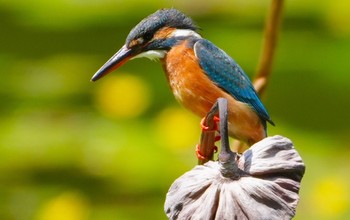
154;27;176;40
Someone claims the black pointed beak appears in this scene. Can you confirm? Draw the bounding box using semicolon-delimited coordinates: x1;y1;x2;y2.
91;45;136;81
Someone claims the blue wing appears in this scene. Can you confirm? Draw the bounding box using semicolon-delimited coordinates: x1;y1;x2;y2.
194;39;274;125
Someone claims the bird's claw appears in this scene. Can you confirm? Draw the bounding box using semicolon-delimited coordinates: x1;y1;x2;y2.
200;116;220;131
196;144;218;160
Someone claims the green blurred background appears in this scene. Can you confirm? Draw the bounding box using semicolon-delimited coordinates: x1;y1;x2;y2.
1;0;350;219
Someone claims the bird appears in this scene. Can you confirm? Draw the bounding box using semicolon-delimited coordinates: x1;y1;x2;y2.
91;8;274;147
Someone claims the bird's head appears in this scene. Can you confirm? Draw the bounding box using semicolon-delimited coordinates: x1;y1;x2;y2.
91;8;200;81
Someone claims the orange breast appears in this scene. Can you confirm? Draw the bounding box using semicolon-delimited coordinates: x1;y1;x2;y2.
162;41;220;116
161;40;266;145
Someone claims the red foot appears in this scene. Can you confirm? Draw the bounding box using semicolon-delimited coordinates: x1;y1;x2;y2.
197;116;220;161
200;116;220;131
196;144;206;160
214;135;221;142
196;144;218;160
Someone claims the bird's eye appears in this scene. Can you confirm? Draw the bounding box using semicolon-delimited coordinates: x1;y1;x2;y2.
143;33;153;42
128;33;153;48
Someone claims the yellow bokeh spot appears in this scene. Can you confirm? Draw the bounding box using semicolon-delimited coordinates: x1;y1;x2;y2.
311;176;350;217
94;74;151;119
154;107;200;150
326;0;350;37
36;192;89;220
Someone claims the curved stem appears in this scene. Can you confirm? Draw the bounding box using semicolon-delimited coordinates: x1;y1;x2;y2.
198;98;239;179
197;102;219;165
197;98;234;165
254;0;284;95
217;98;239;178
218;98;229;152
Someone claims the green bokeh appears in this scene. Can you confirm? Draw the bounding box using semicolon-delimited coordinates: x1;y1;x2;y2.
1;0;350;219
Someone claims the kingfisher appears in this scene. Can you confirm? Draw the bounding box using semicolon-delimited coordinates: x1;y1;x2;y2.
91;8;274;147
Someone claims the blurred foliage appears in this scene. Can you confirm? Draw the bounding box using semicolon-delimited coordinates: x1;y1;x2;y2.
0;0;350;219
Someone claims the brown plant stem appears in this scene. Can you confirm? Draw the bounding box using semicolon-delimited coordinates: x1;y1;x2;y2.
197;98;235;166
254;0;284;95
197;107;218;165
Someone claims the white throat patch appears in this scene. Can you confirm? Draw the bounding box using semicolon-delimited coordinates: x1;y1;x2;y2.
132;50;166;61
171;29;202;38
